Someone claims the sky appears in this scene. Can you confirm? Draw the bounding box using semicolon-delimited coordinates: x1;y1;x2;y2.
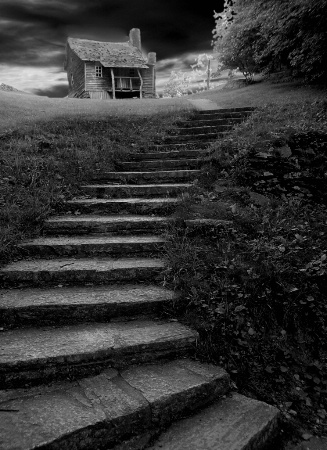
0;0;224;97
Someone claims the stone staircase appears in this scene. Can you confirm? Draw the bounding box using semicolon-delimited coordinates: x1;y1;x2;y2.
0;107;281;450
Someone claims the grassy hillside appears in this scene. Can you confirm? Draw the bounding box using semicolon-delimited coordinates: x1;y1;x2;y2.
1;79;327;443
0;90;193;137
190;79;327;108
163;89;327;442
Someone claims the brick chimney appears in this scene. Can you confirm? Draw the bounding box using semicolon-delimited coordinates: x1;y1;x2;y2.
129;28;141;51
147;52;156;65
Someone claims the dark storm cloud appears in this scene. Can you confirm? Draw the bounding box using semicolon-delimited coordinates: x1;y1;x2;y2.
33;84;68;97
0;0;224;96
0;0;223;64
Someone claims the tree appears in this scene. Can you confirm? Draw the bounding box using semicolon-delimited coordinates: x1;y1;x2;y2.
191;53;215;90
212;0;327;83
162;70;192;97
212;0;259;82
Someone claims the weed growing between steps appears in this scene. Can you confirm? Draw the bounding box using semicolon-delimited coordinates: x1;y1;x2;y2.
163;99;327;438
0;111;187;265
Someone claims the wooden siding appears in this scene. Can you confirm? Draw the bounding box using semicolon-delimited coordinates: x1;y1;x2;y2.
142;66;156;98
85;62;112;92
66;45;156;99
66;45;85;98
89;91;111;100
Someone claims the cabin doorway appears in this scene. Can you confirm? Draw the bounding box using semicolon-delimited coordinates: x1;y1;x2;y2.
115;91;141;99
111;67;143;99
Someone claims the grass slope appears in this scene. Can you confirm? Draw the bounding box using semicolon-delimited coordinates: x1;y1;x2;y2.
0;90;193;136
189;79;327;108
1;79;327;446
164;89;327;444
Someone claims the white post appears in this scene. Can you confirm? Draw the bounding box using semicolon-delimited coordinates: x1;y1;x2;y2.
137;69;143;99
110;69;116;99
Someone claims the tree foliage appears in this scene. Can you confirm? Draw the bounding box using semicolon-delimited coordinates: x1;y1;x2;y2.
212;0;327;82
162;54;217;97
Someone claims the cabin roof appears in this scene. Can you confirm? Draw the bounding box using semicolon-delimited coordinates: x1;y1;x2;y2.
67;38;149;68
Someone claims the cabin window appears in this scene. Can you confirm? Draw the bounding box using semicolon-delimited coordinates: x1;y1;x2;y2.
71;73;74;86
95;65;102;77
129;68;137;77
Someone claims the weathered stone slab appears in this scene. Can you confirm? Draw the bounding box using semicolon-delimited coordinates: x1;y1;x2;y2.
148;141;215;151
121;358;229;427
44;215;172;235
0;359;230;450
93;169;201;184
197;107;256;114
173;125;233;135
0;320;198;387
148;393;281;450
65;197;179;215
118;159;202;172
180;118;243;128
19;235;165;258
81;183;192;198
196;111;253;119
0;257;166;287
164;132;228;142
0;285;178;327
130;149;209;161
0;370;151;450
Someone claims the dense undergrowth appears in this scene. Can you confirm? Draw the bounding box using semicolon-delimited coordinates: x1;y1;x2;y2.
164;98;327;438
0;111;186;265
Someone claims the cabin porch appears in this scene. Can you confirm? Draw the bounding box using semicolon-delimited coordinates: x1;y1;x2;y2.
86;65;144;99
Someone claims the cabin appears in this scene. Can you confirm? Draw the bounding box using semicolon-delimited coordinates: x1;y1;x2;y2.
64;28;156;99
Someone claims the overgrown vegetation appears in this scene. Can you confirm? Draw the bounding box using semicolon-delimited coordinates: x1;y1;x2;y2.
164;99;327;438
213;0;327;83
0;112;186;265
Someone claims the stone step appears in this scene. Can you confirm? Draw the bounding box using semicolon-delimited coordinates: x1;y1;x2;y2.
130;149;210;161
173;125;233;135
0;359;229;449
43;215;172;235
0;321;199;388
0;257;166;287
64;197;179;215
81;183;192;198
148;141;215;151
18;235;165;258
92;169;201;184
197;107;256;114
164;132;228;143
148;393;280;450
0;284;178;328
195;111;253;120
118;159;201;172
179;118;244;127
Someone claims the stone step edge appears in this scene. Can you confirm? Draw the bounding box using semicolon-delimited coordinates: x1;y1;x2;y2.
147;392;281;450
148;142;215;150
197;107;256;114
98;170;200;176
0;359;230;450
42;216;175;235
0;257;167;288
0;285;179;328
129;150;211;161
119;158;202;165
0;320;198;388
17;235;166;258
